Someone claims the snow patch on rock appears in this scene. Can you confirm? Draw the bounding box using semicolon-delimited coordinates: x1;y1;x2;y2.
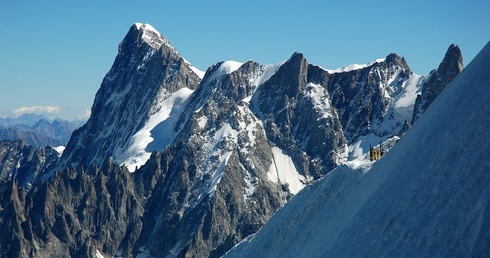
267;147;308;195
116;87;194;172
325;58;386;73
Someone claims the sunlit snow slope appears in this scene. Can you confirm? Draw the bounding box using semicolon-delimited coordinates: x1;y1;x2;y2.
226;41;490;257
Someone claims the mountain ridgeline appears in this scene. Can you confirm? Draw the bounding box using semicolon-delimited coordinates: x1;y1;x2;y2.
0;115;81;148
225;41;490;258
0;23;463;257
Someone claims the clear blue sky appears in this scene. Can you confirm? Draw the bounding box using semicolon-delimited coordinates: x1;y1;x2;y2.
1;1;488;120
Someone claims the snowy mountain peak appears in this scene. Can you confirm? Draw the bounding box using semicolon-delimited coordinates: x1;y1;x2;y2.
58;23;201;171
322;53;408;75
201;60;246;82
218;60;244;75
133;22;157;32
325;58;386;73
131;22;171;50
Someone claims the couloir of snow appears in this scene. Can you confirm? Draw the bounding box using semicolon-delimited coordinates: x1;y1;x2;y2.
392;73;426;117
267;147;308;195
95;249;105;258
183;57;205;79
305;82;335;119
225;41;490;257
52;146;65;157
217;60;244;75
116;87;194;172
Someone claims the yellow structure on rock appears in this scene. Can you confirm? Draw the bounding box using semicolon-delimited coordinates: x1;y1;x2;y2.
370;143;384;161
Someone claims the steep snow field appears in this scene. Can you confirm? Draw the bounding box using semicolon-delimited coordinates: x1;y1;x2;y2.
116;88;194;172
268;146;309;194
225;41;490;257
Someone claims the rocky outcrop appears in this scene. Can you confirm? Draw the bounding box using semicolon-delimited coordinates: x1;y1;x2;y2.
134;60;289;257
412;44;463;123
0;140;59;189
0;159;145;257
253;53;347;178
308;53;414;143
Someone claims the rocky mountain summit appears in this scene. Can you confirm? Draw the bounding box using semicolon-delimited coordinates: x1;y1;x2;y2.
412;44;464;123
59;23;202;171
0;23;463;258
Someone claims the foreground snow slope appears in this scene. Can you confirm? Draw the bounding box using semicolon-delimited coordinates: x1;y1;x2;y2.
226;41;490;257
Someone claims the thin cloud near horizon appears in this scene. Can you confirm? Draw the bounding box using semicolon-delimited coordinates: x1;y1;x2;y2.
7;106;91;122
13;105;61;117
77;109;91;121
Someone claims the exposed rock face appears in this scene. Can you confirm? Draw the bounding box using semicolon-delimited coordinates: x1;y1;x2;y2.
223;41;490;258
0;140;59;189
0;160;145;257
253;53;347;178
322;53;412;142
130;60;285;257
0;23;466;258
412;44;463;123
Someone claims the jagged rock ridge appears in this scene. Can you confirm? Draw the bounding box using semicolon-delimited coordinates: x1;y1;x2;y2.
412;44;463;123
0;140;59;189
224;40;489;258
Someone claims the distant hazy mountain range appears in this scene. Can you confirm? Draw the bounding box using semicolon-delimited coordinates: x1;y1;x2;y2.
0;113;84;147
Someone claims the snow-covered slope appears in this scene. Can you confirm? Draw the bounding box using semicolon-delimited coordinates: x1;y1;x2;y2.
115;87;194;172
324;58;386;73
225;41;490;257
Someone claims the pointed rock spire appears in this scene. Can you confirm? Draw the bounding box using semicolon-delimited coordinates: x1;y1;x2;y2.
412;44;463;123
